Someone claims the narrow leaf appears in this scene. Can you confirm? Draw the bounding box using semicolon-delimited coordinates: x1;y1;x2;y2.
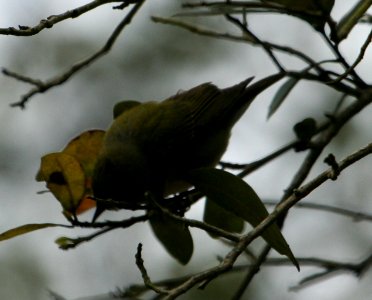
204;198;245;237
149;212;193;265
188;168;299;270
335;0;372;42
268;77;299;119
0;223;68;241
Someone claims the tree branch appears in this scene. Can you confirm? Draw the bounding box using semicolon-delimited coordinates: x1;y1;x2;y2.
264;200;372;222
329;29;372;84
152;141;372;299
234;86;372;298
152;15;362;96
287;253;372;290
135;243;169;295
117;253;372;299
4;0;146;108
56;214;148;250
0;0;124;36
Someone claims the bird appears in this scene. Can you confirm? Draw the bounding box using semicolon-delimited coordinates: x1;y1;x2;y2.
91;73;284;221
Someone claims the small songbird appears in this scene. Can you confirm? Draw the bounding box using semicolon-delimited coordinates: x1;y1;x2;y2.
92;73;284;221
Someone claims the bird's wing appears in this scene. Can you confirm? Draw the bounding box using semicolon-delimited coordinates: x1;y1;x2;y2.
162;78;253;137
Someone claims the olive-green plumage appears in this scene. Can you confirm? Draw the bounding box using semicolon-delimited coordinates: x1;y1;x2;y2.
92;73;284;220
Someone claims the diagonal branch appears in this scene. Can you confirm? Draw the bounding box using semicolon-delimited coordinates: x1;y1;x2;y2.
152;16;361;95
233;86;372;298
0;0;124;36
4;0;146;108
224;14;285;72
264;200;372;222
330;29;372;84
135;243;169;295
57;214;148;250
288;253;372;290
117;253;372;299
164;141;372;299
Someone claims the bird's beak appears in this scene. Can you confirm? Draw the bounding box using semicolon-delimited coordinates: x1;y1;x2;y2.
92;204;105;223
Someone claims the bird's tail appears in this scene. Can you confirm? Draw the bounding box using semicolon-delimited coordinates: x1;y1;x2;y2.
222;72;285;127
242;72;285;100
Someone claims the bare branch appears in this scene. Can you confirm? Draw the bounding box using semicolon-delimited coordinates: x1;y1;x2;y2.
56;226;118;250
6;0;146;108
0;0;124;36
1;68;44;87
135;243;169;295
329;29;372;84
288;253;372;290
153;204;241;243
152;16;254;43
321;31;367;88
224;14;285;72
57;214;148;249
264;200;372;222
158;141;372;298
235;86;372;296
117;253;372;298
152;15;364;95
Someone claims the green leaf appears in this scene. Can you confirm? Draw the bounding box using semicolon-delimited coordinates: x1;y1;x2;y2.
0;223;67;241
188;168;299;270
203;198;244;237
335;0;372;42
268;77;299;119
149;211;193;265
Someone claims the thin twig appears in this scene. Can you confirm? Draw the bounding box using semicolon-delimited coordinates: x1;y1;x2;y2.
0;0;124;36
152;16;255;43
117;252;372;299
135;243;169;295
288;253;372;290
152;16;322;71
7;0;146;108
230;87;372;299
239;142;296;177
161;141;372;299
56;226;118;250
224;14;285;72
57;214;148;249
264;254;372;290
329;29;372;84
321;31;367;88
1;68;44;87
182;1;278;10
220;141;296;171
236;143;372;300
287;71;360;96
264;200;372;222
152;16;361;94
149;195;241;242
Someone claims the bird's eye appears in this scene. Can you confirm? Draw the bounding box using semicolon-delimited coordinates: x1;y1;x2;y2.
49;171;67;185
